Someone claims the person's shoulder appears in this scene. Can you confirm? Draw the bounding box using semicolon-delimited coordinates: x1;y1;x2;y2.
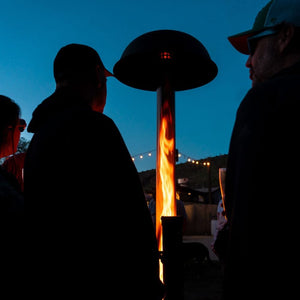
75;106;111;122
74;110;123;143
66;105;116;128
0;169;24;211
87;110;119;130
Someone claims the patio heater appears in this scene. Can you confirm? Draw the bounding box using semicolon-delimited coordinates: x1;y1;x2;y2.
113;29;218;300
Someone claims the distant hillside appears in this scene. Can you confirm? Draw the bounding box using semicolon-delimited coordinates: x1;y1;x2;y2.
139;154;228;193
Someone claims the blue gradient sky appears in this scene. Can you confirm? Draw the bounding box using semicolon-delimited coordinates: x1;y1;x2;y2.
0;0;268;171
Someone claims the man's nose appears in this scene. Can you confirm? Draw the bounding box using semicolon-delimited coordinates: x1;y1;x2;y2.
245;56;252;68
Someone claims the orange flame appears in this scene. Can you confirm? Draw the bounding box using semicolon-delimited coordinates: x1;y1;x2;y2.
156;99;176;282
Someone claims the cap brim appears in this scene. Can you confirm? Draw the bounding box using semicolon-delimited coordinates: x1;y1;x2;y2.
228;29;258;55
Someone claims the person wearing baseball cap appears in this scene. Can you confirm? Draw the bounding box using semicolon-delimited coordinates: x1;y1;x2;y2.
28;43;112;132
25;44;163;299
228;0;300;86
221;1;300;299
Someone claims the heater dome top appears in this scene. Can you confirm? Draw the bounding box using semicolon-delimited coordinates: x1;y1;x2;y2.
113;29;218;91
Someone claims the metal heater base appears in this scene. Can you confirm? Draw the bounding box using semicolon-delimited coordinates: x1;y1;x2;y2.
161;216;183;300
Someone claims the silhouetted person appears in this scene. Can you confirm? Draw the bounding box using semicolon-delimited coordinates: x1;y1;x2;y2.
0;95;24;214
0;95;25;297
224;0;300;299
25;44;163;299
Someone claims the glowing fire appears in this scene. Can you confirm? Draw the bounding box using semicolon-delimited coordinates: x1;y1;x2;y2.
156;99;176;282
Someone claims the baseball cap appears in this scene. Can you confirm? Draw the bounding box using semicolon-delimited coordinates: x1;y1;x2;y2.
228;0;300;54
53;43;113;83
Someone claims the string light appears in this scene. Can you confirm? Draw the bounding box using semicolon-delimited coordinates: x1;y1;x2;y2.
131;149;156;161
131;149;211;166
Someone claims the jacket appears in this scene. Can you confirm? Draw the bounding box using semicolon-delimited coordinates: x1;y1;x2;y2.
0;166;24;213
223;61;300;299
25;87;163;299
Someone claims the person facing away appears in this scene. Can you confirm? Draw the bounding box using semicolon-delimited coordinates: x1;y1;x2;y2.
24;44;163;299
224;0;300;299
0;95;25;214
0;95;25;297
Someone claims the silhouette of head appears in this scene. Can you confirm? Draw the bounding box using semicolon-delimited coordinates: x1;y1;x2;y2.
53;44;113;113
54;43;112;86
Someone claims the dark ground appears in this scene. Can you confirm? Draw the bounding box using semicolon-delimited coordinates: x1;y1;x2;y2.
184;260;224;300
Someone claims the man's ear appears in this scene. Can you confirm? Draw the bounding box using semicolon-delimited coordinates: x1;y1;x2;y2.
278;24;295;53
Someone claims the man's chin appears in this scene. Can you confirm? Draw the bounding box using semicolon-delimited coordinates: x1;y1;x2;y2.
251;77;261;87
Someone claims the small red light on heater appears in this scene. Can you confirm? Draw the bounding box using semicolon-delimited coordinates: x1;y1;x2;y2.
160;51;172;60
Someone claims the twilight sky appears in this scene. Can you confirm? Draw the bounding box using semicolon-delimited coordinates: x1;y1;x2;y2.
0;0;268;171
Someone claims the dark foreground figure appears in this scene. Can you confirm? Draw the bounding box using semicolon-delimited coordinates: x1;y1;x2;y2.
25;44;163;299
223;1;300;299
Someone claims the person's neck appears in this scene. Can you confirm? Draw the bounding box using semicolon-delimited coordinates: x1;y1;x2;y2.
279;54;300;72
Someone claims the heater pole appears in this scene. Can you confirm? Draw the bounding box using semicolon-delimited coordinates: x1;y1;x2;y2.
114;29;218;300
156;78;184;300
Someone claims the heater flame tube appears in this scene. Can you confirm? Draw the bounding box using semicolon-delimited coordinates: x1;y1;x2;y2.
156;78;176;282
156;79;183;300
